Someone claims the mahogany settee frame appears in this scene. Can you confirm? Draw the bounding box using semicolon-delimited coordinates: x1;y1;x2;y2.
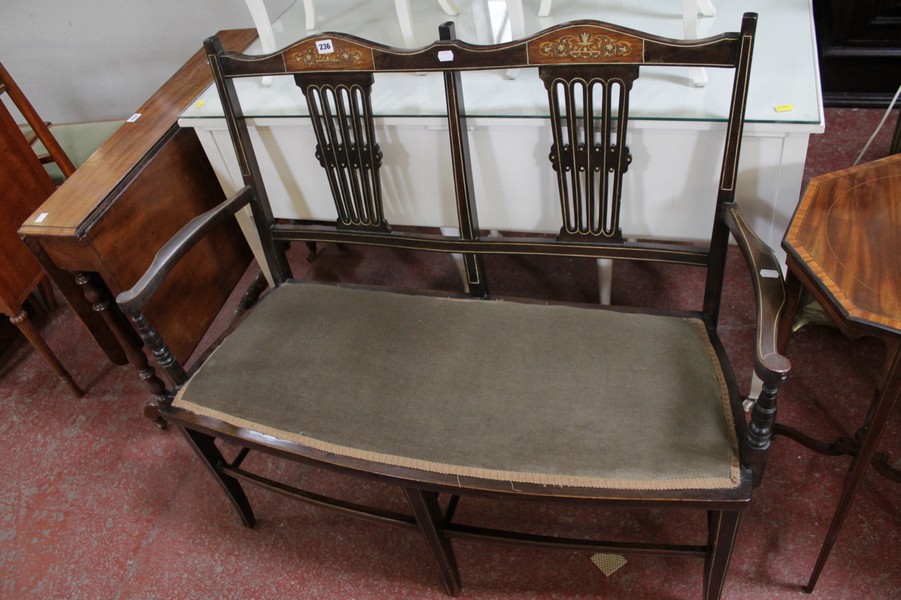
117;13;789;599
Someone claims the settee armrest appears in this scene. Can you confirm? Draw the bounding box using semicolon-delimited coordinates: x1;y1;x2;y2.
722;203;791;384
114;186;254;399
723;202;791;486
117;186;253;313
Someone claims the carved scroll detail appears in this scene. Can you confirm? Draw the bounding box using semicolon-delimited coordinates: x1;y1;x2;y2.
75;271;171;426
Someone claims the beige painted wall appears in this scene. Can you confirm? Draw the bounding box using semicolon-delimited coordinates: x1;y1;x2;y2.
0;0;291;123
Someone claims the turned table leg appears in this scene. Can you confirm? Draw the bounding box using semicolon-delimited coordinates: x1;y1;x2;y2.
9;308;83;397
22;237;128;365
75;271;169;426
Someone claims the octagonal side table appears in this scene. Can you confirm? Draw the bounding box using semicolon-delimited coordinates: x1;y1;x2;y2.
778;153;900;593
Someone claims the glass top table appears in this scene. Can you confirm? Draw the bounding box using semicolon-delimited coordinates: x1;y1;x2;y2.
178;0;824;285
181;0;823;129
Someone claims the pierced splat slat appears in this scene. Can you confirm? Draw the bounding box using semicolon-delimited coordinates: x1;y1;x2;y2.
295;73;388;231
540;66;637;242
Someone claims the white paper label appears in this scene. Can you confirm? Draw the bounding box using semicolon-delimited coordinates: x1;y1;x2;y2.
316;39;334;54
760;269;780;279
127;113;142;123
35;212;48;223
438;50;454;62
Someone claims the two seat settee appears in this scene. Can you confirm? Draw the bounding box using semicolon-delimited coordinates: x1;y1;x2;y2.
117;13;789;599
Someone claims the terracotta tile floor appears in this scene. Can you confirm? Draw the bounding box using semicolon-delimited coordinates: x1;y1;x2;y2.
1;107;899;598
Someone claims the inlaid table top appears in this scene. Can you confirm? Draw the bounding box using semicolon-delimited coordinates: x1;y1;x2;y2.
784;153;901;336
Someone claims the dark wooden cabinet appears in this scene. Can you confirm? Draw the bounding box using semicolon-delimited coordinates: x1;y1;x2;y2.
814;0;901;106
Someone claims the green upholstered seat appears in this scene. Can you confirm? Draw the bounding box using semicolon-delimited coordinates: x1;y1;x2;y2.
175;283;739;491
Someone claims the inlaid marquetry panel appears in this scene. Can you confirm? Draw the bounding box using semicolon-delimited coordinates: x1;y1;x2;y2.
284;37;375;72
528;27;643;65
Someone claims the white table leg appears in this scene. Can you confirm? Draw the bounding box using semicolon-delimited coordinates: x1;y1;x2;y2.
597;258;612;304
304;0;316;30
395;0;459;49
438;0;460;16
697;0;717;17
244;0;277;86
538;0;553;17
503;0;526;78
394;0;420;47
683;0;708;87
747;373;764;402
441;227;469;292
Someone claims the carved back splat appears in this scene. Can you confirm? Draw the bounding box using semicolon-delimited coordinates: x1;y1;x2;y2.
541;66;637;243
294;73;387;231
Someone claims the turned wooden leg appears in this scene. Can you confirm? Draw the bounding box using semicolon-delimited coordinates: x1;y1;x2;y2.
75;271;169;426
235;271;268;317
22;237;128;365
10;309;83;397
404;488;461;596
704;510;740;600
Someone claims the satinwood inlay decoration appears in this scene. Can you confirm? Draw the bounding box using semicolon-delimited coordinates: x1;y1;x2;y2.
529;28;642;65
540;32;632;60
286;39;374;71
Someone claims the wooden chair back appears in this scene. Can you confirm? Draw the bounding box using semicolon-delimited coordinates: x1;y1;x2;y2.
206;15;757;324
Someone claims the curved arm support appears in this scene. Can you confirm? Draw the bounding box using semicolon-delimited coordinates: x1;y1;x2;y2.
722;203;791;383
723;202;791;486
116;186;254;313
